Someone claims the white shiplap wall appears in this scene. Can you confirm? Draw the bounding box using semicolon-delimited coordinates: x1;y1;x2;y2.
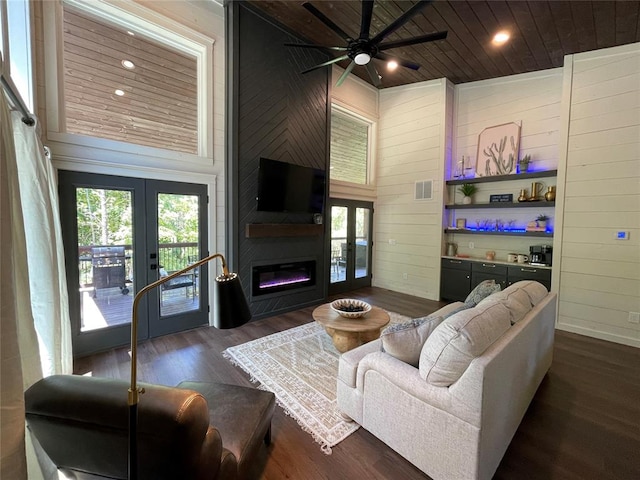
452;70;564;261
374;80;449;300
557;44;640;347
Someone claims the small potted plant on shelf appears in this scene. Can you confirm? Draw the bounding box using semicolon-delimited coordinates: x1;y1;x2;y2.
457;183;478;204
518;154;531;173
536;213;549;229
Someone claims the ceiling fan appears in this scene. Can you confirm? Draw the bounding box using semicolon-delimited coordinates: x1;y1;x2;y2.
285;0;447;87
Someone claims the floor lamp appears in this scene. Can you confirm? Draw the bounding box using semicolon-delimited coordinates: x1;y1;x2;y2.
128;253;251;479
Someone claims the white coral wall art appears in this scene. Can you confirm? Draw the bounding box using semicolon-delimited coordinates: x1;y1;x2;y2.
475;122;521;176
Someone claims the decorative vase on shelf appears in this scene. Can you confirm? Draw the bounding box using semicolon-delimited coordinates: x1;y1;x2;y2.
463;196;472;205
545;186;556;202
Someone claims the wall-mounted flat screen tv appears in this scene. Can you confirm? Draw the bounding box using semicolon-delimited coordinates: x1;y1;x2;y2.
257;158;325;214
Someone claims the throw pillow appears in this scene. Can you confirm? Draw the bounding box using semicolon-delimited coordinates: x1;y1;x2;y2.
381;315;444;367
464;279;501;307
418;302;511;387
477;288;531;324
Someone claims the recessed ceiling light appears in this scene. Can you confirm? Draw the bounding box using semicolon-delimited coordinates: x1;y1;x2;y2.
387;60;399;71
492;31;510;46
121;59;135;69
114;89;125;96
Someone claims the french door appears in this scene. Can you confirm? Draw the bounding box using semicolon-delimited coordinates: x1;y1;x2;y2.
58;171;209;356
328;199;374;294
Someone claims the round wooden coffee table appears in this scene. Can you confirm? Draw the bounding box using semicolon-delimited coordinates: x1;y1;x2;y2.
312;303;390;353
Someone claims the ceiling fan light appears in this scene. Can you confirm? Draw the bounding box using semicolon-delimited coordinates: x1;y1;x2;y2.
387;60;398;71
354;52;371;65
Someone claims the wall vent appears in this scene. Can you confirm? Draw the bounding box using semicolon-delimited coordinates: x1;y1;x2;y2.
415;180;433;200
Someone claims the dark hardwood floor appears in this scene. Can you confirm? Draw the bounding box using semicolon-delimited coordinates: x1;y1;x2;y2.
74;287;640;480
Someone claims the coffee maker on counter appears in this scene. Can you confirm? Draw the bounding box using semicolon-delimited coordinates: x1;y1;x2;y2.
529;245;553;266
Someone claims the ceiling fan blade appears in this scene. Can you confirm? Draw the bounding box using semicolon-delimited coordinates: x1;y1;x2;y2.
374;52;421;70
284;43;348;52
301;54;350;74
366;62;382;87
303;2;353;42
336;61;356;87
360;0;374;39
378;31;448;51
370;0;433;45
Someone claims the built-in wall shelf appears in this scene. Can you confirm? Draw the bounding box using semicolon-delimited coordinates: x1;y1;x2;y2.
245;223;324;238
444;229;553;238
446;170;557;185
445;201;555;209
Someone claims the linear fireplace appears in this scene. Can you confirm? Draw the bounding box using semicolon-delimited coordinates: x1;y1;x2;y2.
252;260;316;297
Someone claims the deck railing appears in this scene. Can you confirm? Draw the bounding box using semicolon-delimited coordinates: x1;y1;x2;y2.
78;242;199;288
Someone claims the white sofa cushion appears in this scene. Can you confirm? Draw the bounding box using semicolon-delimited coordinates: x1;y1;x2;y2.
418;302;511;387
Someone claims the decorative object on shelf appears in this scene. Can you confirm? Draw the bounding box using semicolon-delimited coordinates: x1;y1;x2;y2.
490;194;513;203
535;214;549;229
330;299;371;319
475;122;521;177
517;254;530;263
485;251;496;260
456;218;467;229
517;154;531;173
528;182;545;201
458;183;478;204
446;242;458;256
495;219;504;231
518;189;528;202
313;213;323;224
454;156;465;178
544;186;556;202
507;253;518;262
463;156;475;179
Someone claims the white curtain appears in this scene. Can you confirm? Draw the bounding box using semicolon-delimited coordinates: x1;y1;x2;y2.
0;88;73;477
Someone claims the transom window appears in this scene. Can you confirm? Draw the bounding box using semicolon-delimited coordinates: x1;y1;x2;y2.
62;3;197;154
43;0;214;161
330;106;373;185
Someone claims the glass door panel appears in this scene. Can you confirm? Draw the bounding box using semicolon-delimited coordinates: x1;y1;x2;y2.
77;187;134;333
355;207;370;279
157;193;201;318
330;205;348;285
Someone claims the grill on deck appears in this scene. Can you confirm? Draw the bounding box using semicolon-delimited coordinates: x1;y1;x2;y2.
91;247;129;297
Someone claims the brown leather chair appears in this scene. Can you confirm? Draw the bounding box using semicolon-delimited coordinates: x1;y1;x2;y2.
25;375;275;480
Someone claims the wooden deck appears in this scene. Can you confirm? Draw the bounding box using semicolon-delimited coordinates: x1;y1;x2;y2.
80;286;200;332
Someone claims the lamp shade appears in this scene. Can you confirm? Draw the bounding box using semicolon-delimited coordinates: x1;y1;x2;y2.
214;272;252;329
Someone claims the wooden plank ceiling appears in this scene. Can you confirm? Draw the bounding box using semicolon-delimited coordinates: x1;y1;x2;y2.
62;4;198;154
248;0;640;88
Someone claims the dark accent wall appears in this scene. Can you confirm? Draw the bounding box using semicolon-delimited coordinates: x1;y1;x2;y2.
226;3;330;319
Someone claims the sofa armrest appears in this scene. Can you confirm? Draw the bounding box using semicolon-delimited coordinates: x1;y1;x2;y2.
356;351;454;414
338;339;382;388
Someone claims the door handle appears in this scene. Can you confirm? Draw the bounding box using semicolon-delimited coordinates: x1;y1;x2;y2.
450;260;462;264
520;268;538;273
482;263;496;268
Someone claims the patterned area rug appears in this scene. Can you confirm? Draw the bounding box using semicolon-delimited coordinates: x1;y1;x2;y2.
223;311;409;453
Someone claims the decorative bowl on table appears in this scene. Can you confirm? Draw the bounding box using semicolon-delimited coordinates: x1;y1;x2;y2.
330;299;372;319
